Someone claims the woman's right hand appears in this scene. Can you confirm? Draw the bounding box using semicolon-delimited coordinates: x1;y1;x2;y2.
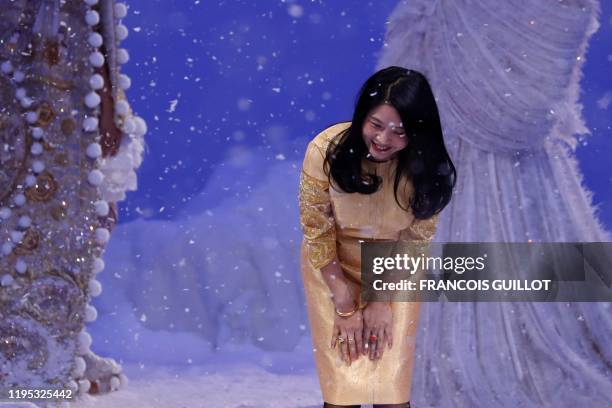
331;304;363;365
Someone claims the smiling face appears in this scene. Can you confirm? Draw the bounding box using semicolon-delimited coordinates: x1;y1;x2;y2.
362;103;408;162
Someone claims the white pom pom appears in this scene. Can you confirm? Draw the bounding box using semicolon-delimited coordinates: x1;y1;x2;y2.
86;142;102;159
78;379;91;394
87;169;104;186
10;230;23;243
25;174;36;187
88;279;102;297
111;361;122;375
31;127;43;139
25;111;38;123
2;242;13;256
1;274;14;287
115;100;130;116
88;32;103;48
117;48;129;64
94;200;110;216
18;215;31;229
115;3;128;18
95;227;110;244
85;0;99;5
13;193;26;207
73;357;87;378
85;10;100;26
85;92;101;108
116;24;129;41
32;160;45;173
0;207;11;219
89;73;104;90
119;74;131;90
110;376;121;391
92;257;105;274
83;116;99;132
66;380;78;394
133;116;148;136
78;331;92;355
12;70;24;82
122;118;136;134
1;60;13;74
15;87;26;100
20;97;33;108
30;142;43;156
15;258;27;274
84;304;98;322
89;51;105;67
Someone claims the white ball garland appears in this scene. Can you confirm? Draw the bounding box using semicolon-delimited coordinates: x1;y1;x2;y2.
0;274;14;287
1;60;13;74
83;116;99;132
13;193;26;207
30;142;43;155
133;116;148;136
25;111;38;123
117;48;130;65
88;32;103;48
89;73;104;90
31;127;43;139
13;70;24;82
85;10;100;26
118;74;131;90
2;242;13;256
25;174;36;187
77;331;92;355
84;304;98;322
85;91;101;108
94;200;110;216
89;51;105;68
87;169;105;186
18;215;31;229
15;258;27;274
115;100;129;116
32;160;45;173
92;257;105;274
95;227;110;244
88;279;102;297
115;3;128;18
0;207;11;219
86;142;102;159
116;24;129;41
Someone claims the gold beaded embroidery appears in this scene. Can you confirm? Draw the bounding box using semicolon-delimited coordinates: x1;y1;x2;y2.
401;212;440;242
299;169;337;269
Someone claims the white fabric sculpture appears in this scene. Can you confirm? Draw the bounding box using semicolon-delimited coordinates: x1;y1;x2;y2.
0;0;145;398
377;0;611;406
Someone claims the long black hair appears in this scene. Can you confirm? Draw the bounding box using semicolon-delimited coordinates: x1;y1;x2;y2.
323;66;456;219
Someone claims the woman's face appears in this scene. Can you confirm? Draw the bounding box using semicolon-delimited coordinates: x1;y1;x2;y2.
362;103;408;161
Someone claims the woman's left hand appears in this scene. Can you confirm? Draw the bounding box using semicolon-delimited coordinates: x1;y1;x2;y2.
362;302;393;360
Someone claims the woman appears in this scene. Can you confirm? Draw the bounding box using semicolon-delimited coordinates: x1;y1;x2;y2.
298;66;456;408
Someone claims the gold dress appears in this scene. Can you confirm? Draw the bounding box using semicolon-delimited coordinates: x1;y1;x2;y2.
298;122;440;405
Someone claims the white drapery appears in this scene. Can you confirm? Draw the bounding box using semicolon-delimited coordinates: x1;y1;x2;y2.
377;0;611;406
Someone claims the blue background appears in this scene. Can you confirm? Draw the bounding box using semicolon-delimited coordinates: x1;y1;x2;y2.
118;0;611;229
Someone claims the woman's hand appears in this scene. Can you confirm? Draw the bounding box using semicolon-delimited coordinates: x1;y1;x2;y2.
331;304;363;366
362;302;393;360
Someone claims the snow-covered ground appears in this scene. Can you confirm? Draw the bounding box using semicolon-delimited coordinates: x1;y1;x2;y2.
77;361;323;408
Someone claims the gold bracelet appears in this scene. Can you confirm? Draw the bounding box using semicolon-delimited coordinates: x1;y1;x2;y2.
359;301;368;310
335;303;359;317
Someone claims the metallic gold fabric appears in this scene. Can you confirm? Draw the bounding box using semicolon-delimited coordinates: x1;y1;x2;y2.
299;122;440;405
299;165;337;270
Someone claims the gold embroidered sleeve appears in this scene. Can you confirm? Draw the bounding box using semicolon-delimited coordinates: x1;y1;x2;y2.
298;142;337;270
400;213;440;243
